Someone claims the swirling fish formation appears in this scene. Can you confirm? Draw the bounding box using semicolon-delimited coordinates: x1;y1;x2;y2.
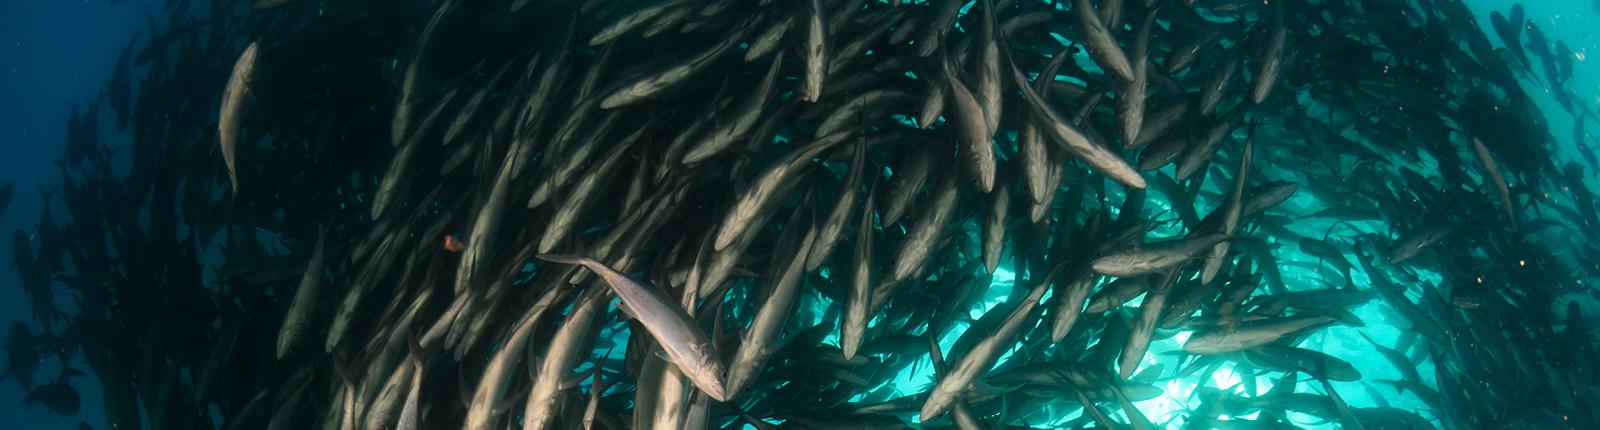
7;0;1600;429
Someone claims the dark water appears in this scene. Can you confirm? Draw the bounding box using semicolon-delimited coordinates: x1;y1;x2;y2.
1;0;1598;429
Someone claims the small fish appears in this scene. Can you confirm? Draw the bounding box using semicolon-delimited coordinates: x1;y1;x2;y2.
891;171;961;282
712;131;850;251
1251;4;1287;104
1072;0;1134;81
464;287;565;430
1009;64;1146;189
524;287;608;430
1183;315;1338;354
920;261;1063;421
275;228;326;359
801;0;828;102
251;0;297;10
1471;138;1518;232
725;226;816;398
808;141;866;271
683;52;784;164
1092;233;1229;277
1117;13;1156;146
600;22;748;109
940;55;996;193
841;188;876;361
218;42;259;198
537;255;729;401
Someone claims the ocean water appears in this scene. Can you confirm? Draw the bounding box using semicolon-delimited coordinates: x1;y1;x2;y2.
0;0;1596;429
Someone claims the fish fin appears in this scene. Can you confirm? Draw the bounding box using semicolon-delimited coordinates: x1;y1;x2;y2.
562;367;595;390
1328;309;1364;327
495;387;530;416
536;253;590;265
971;379;1022;396
455;361;475;408
406;330;436;371
1131;363;1165;383
331;350;358;389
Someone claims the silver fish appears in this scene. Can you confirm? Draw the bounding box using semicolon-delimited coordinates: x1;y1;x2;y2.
1184;315;1337;354
524;287;608;430
712;131;850;251
463;287;565;430
920;261;1063;421
275;228;325;359
218;42;259;198
1472;138;1518;232
1092;233;1228;277
683;52;784;164
536;255;729;401
808;141;866;271
1009;65;1147;189
892;171;961;282
726;226;816;398
1073;0;1133;81
801;0;828;102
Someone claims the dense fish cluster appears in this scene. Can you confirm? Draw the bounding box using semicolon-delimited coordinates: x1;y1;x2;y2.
6;0;1600;429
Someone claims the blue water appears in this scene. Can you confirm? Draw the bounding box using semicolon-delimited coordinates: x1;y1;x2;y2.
0;0;1596;429
1;2;166;427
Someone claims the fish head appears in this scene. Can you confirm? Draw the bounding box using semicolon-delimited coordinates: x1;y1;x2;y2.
918;382;962;423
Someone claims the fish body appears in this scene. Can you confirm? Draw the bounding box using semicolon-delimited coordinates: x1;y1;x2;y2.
538;255;729;401
1184;315;1337;354
218;42;259;197
275;229;326;359
1092;234;1228;277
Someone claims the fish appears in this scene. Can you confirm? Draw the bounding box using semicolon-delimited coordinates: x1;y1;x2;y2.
682;51;784;164
218;42;258;198
725;226;816;398
808;141;866;271
275;228;326;359
879;147;937;226
1183;315;1339;354
1201;136;1252;284
1092;233;1229;277
600;21;748;109
1009;64;1146;190
712;131;851;251
1072;0;1134;82
1199;59;1238;117
251;0;296;10
523;287;608;430
920;260;1062;422
537;255;729;401
1471;138;1518;232
891;170;961;282
463;286;565;430
1251;3;1287;104
393;0;455;146
1117;12;1155;147
940;53;996;193
801;0;828;102
841;187;876;361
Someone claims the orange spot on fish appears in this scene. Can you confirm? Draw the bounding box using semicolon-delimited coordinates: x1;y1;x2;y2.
444;235;466;253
